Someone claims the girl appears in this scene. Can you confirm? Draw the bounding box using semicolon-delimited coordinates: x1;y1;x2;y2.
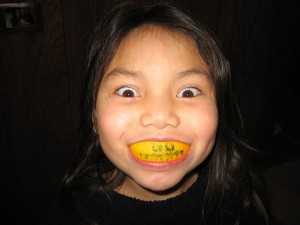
56;1;269;224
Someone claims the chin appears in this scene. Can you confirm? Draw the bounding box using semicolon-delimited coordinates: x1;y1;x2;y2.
138;173;185;192
144;183;175;192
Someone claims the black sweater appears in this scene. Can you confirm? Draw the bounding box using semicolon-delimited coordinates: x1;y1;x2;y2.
46;175;215;225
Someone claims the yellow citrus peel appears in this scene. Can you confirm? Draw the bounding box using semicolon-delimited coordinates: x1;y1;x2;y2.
129;141;190;162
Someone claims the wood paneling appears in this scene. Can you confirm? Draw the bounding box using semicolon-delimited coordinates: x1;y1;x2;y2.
0;0;74;223
62;0;106;126
0;0;298;224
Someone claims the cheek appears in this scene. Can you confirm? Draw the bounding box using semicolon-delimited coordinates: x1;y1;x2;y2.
94;103;131;160
95;101;137;140
187;102;218;139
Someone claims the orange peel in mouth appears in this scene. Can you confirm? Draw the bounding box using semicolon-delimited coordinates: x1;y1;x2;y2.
129;141;190;163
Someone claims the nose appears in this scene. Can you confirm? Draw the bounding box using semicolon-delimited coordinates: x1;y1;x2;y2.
140;95;180;129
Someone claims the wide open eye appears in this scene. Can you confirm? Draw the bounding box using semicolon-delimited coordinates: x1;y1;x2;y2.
177;87;201;98
115;86;140;97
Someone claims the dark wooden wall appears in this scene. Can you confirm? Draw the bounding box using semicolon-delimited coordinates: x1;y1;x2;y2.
0;0;299;224
0;0;76;224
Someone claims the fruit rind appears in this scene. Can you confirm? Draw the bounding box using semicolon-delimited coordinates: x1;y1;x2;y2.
129;141;189;162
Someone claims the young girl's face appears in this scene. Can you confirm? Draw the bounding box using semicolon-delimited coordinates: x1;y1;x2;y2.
94;25;218;200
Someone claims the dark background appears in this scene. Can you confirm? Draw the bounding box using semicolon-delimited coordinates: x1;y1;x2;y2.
0;0;299;224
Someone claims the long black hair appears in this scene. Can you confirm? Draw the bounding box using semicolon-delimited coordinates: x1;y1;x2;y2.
62;1;269;224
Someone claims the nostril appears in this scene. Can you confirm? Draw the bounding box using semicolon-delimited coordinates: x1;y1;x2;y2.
140;102;180;128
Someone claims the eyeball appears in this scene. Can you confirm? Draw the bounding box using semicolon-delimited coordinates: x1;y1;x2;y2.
115;86;141;97
177;87;201;98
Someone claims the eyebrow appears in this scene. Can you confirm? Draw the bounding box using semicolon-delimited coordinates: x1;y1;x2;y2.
103;67;209;81
177;68;210;78
104;67;145;80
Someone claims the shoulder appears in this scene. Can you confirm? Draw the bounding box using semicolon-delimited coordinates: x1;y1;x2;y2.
42;191;111;225
219;190;270;225
41;200;82;225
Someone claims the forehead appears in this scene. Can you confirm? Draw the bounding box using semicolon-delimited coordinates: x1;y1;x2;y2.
119;25;196;51
105;25;210;76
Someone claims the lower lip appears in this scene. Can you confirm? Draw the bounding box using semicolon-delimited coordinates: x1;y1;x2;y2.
130;153;189;169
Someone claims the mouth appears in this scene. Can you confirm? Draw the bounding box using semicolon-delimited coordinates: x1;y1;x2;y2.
129;141;190;163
